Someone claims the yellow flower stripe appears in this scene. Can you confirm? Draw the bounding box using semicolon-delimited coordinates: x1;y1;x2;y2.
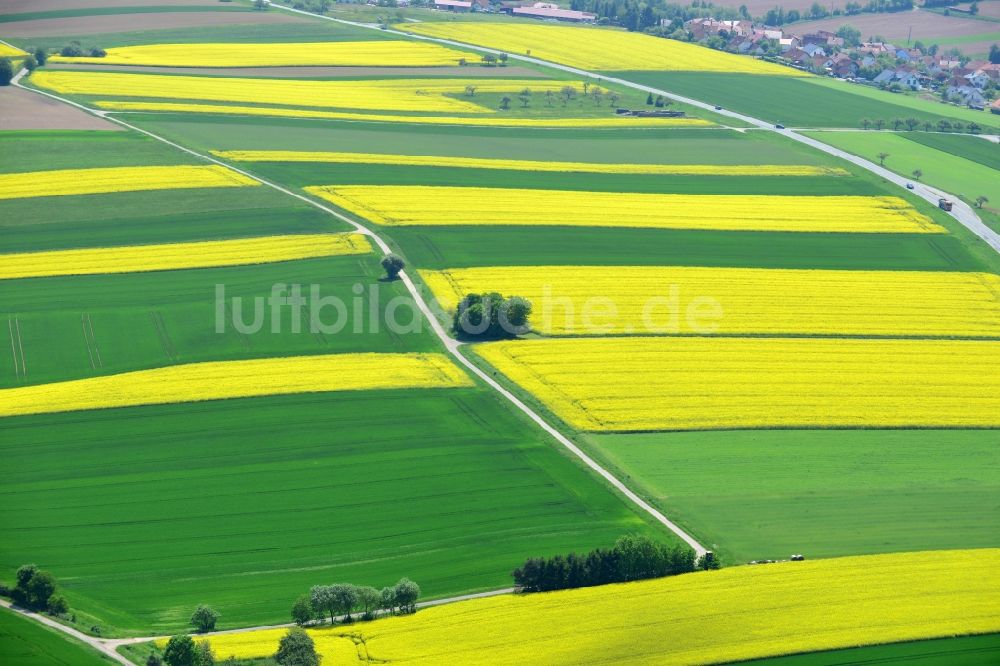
306;185;942;234
94;100;712;127
0;165;257;200
31;70;579;114
421;266;1000;337
402;22;802;75
183;549;1000;666
0;233;371;280
49;41;473;67
0;353;471;418
475;337;1000;430
214;150;846;176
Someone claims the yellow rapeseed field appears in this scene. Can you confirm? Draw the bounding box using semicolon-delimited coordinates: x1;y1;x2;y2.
186;549;1000;666
49;41;473;67
306;186;942;234
0;165;257;200
402;22;802;75
0;43;26;58
31;70;577;114
215;150;846;176
94;100;711;127
475;337;1000;430
421;266;1000;337
0;233;371;280
0;353;471;418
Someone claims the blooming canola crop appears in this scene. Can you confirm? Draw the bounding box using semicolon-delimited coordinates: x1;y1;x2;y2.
0;233;371;280
475;337;1000;430
421;266;1000;337
0;164;258;200
94;100;711;127
31;70;580;114
0;353;471;418
215;150;846;176
185;549;1000;666
402;22;803;75
49;41;474;67
306;185;942;234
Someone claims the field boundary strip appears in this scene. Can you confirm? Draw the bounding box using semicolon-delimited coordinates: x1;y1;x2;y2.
212;150;848;176
12;66;710;557
0;233;372;280
0;164;258;200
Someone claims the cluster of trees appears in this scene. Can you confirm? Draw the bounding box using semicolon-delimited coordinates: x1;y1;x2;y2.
295;578;420;625
59;41;106;57
452;292;532;340
570;0;730;33
990;45;1000;65
2;564;69;616
860;117;982;134
157;627;320;666
512;535;713;593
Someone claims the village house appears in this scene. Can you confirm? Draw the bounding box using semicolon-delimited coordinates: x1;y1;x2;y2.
510;3;596;21
433;0;472;11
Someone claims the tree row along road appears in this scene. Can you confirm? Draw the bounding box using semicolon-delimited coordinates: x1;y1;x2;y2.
273;3;1000;255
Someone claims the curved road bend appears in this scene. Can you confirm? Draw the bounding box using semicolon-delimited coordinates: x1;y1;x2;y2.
272;4;1000;255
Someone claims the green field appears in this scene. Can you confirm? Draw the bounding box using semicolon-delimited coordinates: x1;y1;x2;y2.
0;255;436;387
739;633;1000;666
133;116;817;163
583;430;1000;563
804;130;1000;232
0;608;112;666
0;388;662;634
615;72;1000;131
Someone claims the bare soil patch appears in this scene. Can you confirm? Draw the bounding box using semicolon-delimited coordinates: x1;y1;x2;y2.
0;86;122;130
46;63;549;77
0;11;309;38
789;9;988;43
0;0;218;14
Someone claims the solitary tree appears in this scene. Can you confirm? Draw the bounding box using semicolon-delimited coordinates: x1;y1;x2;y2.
254;0;269;10
481;53;497;66
937;119;952;132
976;195;989;208
923;120;934;132
545;90;554;107
393;578;420;614
146;655;163;666
874;118;885;130
968;122;981;134
499;95;512;110
905;117;920;131
860;118;872;130
356;585;380;620
560;85;576;106
291;595;313;626
33;47;47;66
590;87;603;105
891;117;904;131
194;642;214;666
608;92;620;107
381;253;405;280
876;152;889;166
0;58;13;87
518;87;531;108
163;635;197;666
274;627;319;666
190;605;219;633
498;52;508;66
464;84;476;97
